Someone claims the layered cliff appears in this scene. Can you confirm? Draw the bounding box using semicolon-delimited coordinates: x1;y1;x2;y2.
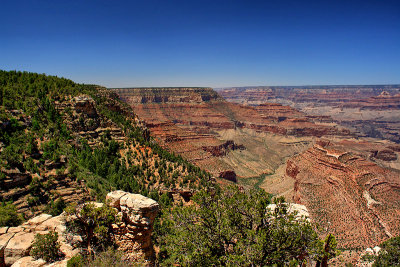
112;87;222;104
218;85;400;143
111;87;352;179
217;85;400;105
286;140;400;249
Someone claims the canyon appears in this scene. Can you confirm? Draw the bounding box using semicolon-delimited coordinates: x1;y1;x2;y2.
112;86;400;253
218;85;400;143
112;87;351;179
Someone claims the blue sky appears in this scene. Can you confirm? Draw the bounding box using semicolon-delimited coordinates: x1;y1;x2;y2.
1;0;399;87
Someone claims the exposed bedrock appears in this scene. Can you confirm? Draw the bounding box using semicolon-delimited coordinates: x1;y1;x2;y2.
370;149;397;161
218;170;237;183
0;191;159;266
202;140;245;157
106;190;159;261
287;141;400;249
218;86;400;144
111;87;353;178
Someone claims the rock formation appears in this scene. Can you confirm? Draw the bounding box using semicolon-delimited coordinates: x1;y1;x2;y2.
218;85;400;143
111;87;352;178
217;85;400;106
286;141;400;248
218;170;237;183
0;213;73;266
0;191;159;266
106;190;159;261
266;203;310;220
202;140;245;157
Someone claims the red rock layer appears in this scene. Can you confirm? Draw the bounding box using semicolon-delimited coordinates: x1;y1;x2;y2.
287;141;400;248
114;88;350;140
218;86;400;105
111;88;353;176
341;92;400;110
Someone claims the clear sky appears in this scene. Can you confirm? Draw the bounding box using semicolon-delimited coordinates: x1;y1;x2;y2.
1;0;399;87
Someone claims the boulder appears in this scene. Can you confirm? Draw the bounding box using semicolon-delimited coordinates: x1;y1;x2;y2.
10;256;45;267
59;243;78;259
5;232;35;266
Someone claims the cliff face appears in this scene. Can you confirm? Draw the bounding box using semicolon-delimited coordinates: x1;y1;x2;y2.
111;87;352;178
112;87;222;104
218;85;400;105
341;92;400;110
287;140;400;249
219;86;400;143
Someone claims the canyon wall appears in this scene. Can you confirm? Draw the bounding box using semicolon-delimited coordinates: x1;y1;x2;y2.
111;86;400;251
111;87;352;179
218;86;400;143
287;140;400;248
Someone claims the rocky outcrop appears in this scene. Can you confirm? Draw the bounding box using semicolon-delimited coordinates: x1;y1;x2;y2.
0;191;159;266
0;93;141;219
0;170;90;219
218;170;237;183
106;191;159;261
218;85;400;106
342;92;400;110
56;95;126;144
370;149;397;161
266;203;310;220
0;169;31;190
202;140;245;157
0;213;73;267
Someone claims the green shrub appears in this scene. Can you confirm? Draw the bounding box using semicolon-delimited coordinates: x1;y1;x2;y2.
45;198;66;216
67;254;84;267
0;202;24;226
372;236;400;266
65;203;118;253
158;186;335;266
86;247;132;267
67;248;136;267
30;231;62;262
